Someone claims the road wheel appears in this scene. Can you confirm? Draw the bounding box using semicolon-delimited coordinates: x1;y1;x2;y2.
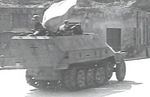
95;67;106;86
36;80;48;89
26;74;37;87
63;67;77;90
47;81;59;88
105;61;114;81
116;59;126;81
77;69;86;89
86;68;95;87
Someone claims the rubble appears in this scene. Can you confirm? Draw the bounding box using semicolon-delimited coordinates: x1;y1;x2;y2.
0;0;52;8
0;0;149;12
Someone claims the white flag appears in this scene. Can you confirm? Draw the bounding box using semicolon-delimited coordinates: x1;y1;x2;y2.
42;0;77;32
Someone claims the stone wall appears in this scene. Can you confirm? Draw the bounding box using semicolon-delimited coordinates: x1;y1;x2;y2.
0;0;49;4
69;7;150;57
0;7;45;33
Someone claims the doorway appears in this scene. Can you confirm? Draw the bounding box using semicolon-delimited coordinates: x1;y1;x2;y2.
107;28;121;51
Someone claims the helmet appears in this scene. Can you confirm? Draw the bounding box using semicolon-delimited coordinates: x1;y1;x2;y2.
64;20;68;23
32;15;40;21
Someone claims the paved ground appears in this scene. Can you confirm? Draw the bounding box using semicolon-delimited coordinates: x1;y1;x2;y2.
0;58;150;97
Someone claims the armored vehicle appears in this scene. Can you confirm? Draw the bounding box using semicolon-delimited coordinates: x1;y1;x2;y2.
3;30;125;90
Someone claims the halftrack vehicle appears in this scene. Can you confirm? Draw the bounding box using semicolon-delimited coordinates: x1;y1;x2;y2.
0;28;126;90
0;19;126;90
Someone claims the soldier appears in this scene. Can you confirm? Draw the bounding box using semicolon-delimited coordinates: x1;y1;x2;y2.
58;20;69;33
32;15;47;36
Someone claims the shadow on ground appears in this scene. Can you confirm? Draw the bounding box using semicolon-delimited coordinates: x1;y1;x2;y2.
26;80;142;97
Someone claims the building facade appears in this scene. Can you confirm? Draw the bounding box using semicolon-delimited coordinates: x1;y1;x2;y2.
0;7;45;32
0;4;150;59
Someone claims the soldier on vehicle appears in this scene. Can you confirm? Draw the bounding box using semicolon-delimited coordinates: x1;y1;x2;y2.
58;20;69;32
57;20;83;36
32;15;47;36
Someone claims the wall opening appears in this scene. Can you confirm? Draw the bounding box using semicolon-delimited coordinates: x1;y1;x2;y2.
107;28;121;51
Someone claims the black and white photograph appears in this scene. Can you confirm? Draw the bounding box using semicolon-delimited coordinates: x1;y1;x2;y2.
0;0;149;97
